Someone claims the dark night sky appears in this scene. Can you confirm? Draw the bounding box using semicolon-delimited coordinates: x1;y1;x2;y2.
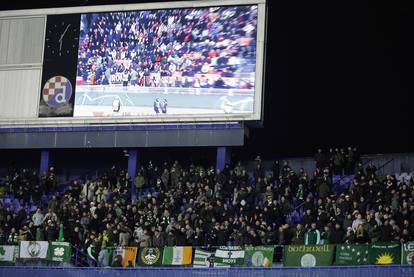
1;0;413;160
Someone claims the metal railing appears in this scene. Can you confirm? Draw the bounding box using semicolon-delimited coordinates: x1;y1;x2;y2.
376;158;395;175
331;159;372;187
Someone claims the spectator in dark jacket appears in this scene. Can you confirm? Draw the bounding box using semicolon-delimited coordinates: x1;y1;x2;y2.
152;229;165;247
314;149;328;169
301;209;315;229
291;224;305;245
46;220;57;241
379;220;394;242
175;228;187;246
331;223;345;244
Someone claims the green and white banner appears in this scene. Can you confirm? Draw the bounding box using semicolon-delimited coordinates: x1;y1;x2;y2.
19;241;49;259
402;241;414;265
283;244;335;267
368;242;401;265
244;246;274;267
47;241;71;262
0;245;19;262
193;249;213;268
335;244;369;265
214;246;245;267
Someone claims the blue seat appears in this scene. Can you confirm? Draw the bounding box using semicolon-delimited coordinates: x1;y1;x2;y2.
2;197;11;205
30;205;37;212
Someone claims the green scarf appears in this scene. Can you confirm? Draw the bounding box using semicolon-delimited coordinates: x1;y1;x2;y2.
58;226;64;241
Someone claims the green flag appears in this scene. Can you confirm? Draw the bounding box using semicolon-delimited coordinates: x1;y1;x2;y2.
193;249;213;267
58;226;64;241
368;242;401;265
402;241;414;265
283;244;335;266
214;246;245;267
244;246;274;267
137;247;163;266
335;244;369;265
47;241;72;262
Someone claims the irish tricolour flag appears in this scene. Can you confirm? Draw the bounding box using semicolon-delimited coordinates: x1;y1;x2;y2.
112;247;138;267
162;246;192;265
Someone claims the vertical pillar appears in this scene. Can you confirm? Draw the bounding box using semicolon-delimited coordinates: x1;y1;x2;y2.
39;150;50;176
216;146;230;171
225;147;231;166
128;149;138;201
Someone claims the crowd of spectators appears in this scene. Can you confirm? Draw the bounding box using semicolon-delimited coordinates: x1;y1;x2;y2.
77;6;257;89
1;152;414;266
314;147;360;175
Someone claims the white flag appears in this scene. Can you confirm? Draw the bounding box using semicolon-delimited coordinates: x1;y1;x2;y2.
19;241;49;259
215;249;245;259
0;245;18;262
214;247;245;267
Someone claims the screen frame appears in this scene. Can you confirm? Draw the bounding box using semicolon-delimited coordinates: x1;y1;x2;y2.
0;0;266;126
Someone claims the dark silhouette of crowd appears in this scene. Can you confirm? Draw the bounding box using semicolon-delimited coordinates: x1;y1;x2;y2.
77;6;257;89
1;150;414;264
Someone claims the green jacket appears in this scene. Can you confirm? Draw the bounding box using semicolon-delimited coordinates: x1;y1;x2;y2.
305;229;321;245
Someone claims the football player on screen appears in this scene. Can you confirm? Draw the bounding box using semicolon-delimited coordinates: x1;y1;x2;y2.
112;98;121;112
122;69;129;89
154;98;161;114
161;99;168;114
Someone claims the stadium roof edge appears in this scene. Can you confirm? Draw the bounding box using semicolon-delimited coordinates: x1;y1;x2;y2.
0;0;266;17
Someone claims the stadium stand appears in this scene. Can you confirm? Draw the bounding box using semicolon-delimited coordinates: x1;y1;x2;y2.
1;148;413;269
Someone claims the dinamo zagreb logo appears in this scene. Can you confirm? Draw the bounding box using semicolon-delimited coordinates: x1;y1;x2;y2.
42;76;72;107
141;248;160;265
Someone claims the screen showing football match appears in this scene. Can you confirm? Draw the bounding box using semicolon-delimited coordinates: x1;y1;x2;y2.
74;5;258;117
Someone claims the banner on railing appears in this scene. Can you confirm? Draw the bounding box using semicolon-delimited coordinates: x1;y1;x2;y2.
111;247;137;267
193;249;213;268
48;242;72;263
368;243;401;265
214;246;245;267
162;247;192;265
283;244;335;267
19;241;49;259
137;247;163;266
0;245;19;263
244;246;274;267
9;241;414;267
402;241;414;265
335;244;369;265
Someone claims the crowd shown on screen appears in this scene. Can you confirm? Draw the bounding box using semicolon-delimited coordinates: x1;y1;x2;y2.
1;148;414;267
77;6;257;89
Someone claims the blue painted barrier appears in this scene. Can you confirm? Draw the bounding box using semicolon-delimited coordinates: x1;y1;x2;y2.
0;265;413;277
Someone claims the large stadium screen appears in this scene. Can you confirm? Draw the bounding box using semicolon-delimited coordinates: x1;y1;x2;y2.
73;5;261;119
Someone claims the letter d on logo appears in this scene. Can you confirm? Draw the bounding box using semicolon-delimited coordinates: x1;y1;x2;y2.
55;88;67;104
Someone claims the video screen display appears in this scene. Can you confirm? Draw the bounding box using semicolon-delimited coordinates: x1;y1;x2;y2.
74;5;258;117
